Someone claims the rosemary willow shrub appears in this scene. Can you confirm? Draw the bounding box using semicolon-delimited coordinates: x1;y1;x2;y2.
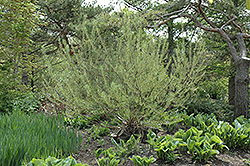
45;14;206;132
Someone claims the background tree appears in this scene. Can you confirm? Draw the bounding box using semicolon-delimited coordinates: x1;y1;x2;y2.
28;0;113;94
124;0;250;118
0;0;40;111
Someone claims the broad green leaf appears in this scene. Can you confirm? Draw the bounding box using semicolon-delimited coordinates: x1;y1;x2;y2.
29;159;46;166
120;139;125;148
239;134;248;139
247;0;250;9
211;135;222;144
234;120;242;130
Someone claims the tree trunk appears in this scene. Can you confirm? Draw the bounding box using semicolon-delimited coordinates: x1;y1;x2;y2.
234;58;250;119
229;62;236;106
228;75;235;106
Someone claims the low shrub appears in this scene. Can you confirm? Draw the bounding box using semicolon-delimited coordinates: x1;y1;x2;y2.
185;99;233;122
0;111;81;166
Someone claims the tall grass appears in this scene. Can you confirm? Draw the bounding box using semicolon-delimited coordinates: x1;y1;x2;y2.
0;111;82;166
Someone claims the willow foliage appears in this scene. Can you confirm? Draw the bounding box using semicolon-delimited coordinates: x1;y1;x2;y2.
45;13;206;128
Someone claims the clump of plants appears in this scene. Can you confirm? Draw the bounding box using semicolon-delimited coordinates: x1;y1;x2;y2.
130;155;156;166
8;92;41;114
147;132;179;163
183;113;250;150
0;111;81;166
27;156;88;166
174;127;227;162
95;135;142;165
87;124;110;140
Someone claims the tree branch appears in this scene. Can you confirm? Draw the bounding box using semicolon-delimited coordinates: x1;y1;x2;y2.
201;4;243;32
235;33;247;58
197;0;217;28
220;14;237;30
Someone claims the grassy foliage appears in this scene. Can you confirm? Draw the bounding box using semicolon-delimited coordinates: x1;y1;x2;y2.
0;111;81;166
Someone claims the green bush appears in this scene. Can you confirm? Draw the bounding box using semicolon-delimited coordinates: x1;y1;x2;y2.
0;111;81;166
45;13;206;132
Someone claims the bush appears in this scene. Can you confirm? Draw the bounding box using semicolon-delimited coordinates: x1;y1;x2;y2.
0;111;81;166
45;13;206;134
198;79;228;101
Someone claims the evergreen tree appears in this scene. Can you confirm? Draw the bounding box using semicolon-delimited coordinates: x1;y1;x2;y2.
124;0;250;118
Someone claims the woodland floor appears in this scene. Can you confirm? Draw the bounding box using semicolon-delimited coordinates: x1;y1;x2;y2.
73;124;250;166
41;103;250;166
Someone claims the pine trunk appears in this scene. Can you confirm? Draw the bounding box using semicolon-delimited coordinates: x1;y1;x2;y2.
234;58;250;119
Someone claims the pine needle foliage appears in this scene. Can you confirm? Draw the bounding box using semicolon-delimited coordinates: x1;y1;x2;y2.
45;13;206;130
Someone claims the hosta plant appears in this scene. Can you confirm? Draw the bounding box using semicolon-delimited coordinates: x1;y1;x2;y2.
94;148;120;166
147;131;179;162
174;127;227;162
211;121;247;149
186;133;227;162
27;156;88;166
130;155;156;166
111;135;141;158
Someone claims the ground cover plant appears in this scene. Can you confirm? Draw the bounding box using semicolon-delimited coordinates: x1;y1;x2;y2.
27;156;88;166
0;111;81;166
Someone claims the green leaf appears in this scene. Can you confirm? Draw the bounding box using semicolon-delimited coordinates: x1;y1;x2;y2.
234;120;242;130
94;148;103;158
29;158;47;166
147;131;156;141
210;149;219;155
210;135;222;144
111;138;120;149
120;139;126;148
